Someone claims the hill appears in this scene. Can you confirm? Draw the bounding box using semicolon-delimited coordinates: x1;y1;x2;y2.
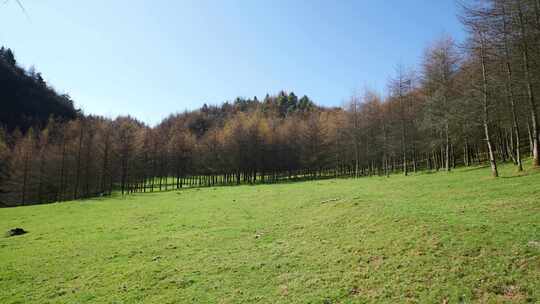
1;162;538;303
0;47;79;132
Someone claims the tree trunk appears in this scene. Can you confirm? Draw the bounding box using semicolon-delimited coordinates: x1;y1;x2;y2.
57;134;66;202
445;122;450;172
21;148;30;205
517;3;540;167
505;71;522;170
480;34;498;178
528;122;534;157
74;122;84;199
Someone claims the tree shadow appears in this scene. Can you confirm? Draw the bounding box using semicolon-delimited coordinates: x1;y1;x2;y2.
500;174;528;179
459;165;490;172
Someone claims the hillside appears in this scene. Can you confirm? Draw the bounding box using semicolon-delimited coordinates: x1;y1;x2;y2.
1;162;539;303
0;47;79;132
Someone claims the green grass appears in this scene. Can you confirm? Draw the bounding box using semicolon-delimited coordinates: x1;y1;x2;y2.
1;162;539;303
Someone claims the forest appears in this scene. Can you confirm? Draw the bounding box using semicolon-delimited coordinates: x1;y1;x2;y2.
0;46;79;132
1;0;540;207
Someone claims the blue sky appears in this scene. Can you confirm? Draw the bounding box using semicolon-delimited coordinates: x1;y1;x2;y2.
0;0;465;125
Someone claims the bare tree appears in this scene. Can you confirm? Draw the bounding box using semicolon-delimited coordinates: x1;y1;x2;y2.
422;36;461;172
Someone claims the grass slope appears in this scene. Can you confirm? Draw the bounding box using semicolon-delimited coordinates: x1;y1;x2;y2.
1;162;539;303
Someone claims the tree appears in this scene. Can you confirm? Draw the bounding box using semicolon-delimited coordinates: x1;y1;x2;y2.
422;36;461;172
9;128;35;205
115;117;140;195
389;65;415;175
460;0;501;177
514;0;540;167
1;48;17;66
497;0;524;171
0;127;11;203
345;95;362;177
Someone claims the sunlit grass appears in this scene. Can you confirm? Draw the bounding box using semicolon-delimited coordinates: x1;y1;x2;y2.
1;161;539;303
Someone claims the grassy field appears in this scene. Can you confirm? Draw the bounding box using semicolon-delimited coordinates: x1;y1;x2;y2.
1;162;539;303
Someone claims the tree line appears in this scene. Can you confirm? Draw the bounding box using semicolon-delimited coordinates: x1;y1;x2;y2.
1;0;539;206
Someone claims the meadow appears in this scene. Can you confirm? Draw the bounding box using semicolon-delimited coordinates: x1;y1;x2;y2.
1;162;539;303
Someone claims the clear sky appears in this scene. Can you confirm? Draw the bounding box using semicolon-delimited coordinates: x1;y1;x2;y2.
0;0;465;125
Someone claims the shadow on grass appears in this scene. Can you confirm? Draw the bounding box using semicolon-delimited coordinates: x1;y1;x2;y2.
501;174;529;179
500;167;540;179
458;165;490;172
